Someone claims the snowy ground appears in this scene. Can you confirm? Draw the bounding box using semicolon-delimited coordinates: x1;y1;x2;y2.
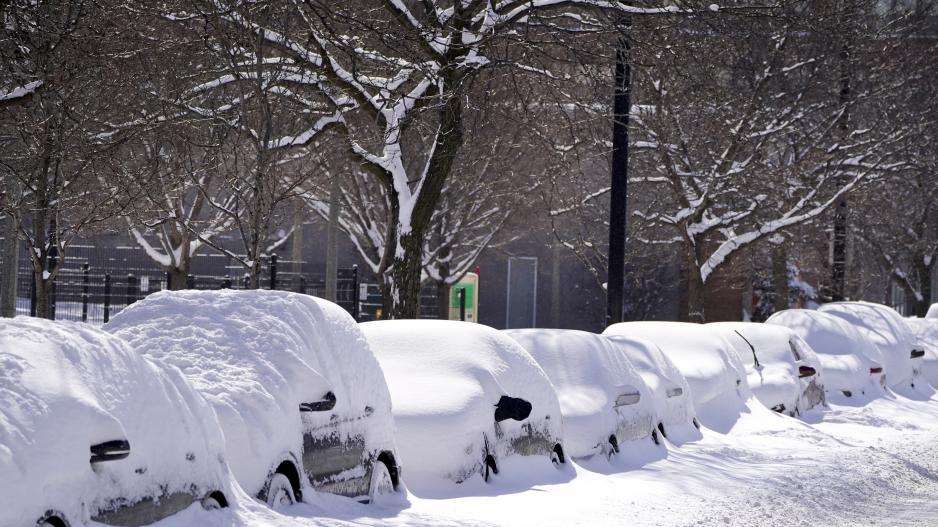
156;390;938;527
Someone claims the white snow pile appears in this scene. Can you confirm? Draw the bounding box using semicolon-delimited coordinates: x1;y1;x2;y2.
927;303;938;319
767;308;882;398
819;302;921;390
0;317;229;527
603;322;749;433
708;322;825;416
504;329;657;460
603;334;699;443
360;320;564;488
906;317;938;388
105;290;395;499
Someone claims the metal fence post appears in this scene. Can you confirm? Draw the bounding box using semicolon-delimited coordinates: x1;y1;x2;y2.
352;264;359;321
81;264;89;322
49;246;57;320
103;273;111;323
29;271;35;317
269;253;278;290
187;274;195;289
221;275;232;289
126;274;137;306
459;288;466;321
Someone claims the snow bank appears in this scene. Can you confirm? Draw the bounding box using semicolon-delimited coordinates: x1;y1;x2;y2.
361;320;563;486
927;304;938;319
0;317;229;527
504;329;657;459
603;322;748;433
603;334;698;441
766;309;880;396
819;302;918;388
106;290;395;499
708;322;825;416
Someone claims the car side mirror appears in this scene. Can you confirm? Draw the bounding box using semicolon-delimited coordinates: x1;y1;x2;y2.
300;391;337;412
911;349;925;359
798;365;817;378
90;439;131;464
494;395;532;422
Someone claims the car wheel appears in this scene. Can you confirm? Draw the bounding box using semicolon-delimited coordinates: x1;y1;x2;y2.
651;427;661;446
265;473;296;510
201;491;228;510
607;434;620;458
550;444;565;465
368;461;396;503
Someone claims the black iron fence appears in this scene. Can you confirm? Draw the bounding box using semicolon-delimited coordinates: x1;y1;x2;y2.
3;241;361;324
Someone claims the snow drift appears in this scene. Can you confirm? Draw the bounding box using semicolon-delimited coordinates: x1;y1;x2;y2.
603;322;749;433
0;317;230;527
106;290;398;503
504;329;658;459
361;320;564;487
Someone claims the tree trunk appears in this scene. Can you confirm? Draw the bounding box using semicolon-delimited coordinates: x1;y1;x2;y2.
389;231;425;318
167;267;189;290
686;249;706;323
772;242;789;313
606;15;631;327
1;215;18;318
913;259;933;317
34;272;51;319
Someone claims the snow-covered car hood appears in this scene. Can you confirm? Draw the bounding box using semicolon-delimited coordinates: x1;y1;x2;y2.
0;318;228;527
604;334;695;429
505;329;656;458
603;322;749;431
105;289;395;495
819;302;917;387
767;309;877;395
361;320;563;483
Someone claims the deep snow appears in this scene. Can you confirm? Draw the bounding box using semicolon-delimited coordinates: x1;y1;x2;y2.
143;385;938;527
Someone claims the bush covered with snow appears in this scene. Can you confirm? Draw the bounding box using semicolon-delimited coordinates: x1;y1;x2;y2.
361;320;564;486
819;302;922;389
766;309;882;397
603;322;749;433
708;322;825;417
603;334;699;441
106;290;398;504
0;317;230;527
504;329;658;459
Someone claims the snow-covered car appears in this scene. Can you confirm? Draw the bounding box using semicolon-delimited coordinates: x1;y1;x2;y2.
106;290;400;509
927;303;938;319
905;318;938;388
361;320;565;485
708;322;825;417
1;317;231;527
766;309;885;397
602;322;748;432
818;302;925;390
603;334;700;442
504;328;659;460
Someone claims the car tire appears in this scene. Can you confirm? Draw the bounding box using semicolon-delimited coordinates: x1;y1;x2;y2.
368;461;396;503
651;427;661;446
550;444;565;465
265;473;296;510
483;454;498;482
201;491;228;510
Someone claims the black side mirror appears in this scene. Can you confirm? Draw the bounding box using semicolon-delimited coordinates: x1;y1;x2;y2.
300;391;337;412
90;439;131;464
494;395;532;422
798;365;817;378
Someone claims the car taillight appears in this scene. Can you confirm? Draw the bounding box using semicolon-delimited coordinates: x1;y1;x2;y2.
869;366;883;374
798;365;816;378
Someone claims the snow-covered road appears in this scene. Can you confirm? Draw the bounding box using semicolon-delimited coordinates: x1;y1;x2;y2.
157;391;938;527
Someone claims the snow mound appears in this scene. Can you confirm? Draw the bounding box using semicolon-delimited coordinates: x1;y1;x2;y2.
927;304;938;319
504;329;657;459
819;302;919;388
767;309;880;396
361;320;563;487
603;334;698;440
603;322;749;433
106;289;395;499
708;322;825;416
0;317;229;527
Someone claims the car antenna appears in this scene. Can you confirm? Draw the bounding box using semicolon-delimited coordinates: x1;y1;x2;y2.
733;330;761;369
